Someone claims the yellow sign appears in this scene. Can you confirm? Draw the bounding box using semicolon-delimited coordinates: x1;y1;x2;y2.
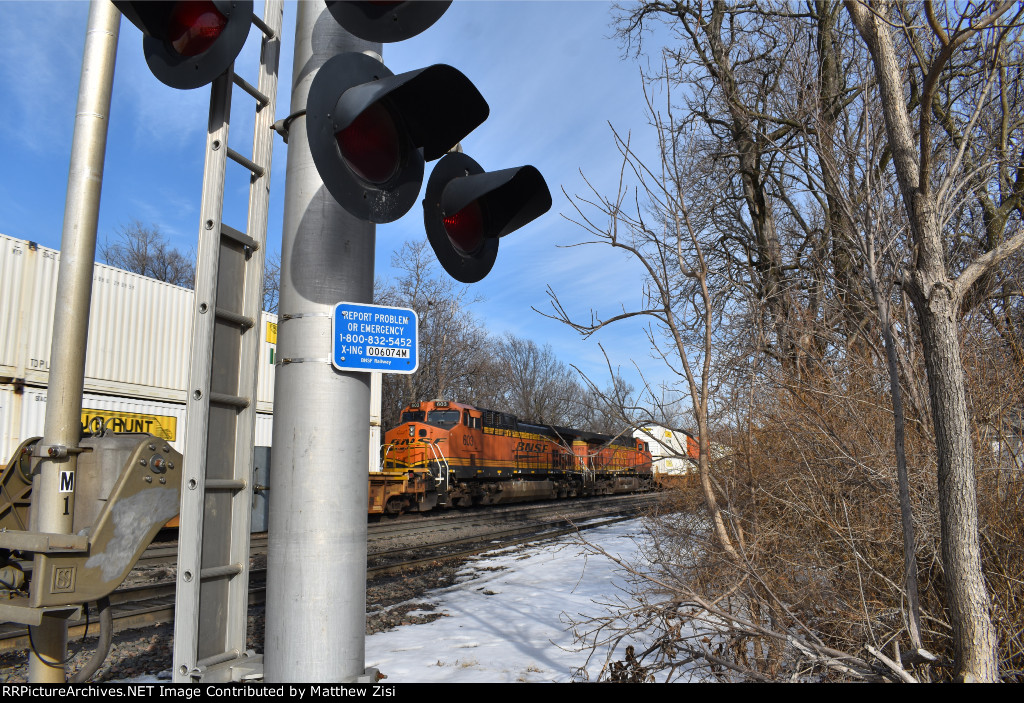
267;321;278;344
81;409;177;442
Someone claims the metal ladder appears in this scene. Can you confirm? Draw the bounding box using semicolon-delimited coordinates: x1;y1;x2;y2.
173;0;282;683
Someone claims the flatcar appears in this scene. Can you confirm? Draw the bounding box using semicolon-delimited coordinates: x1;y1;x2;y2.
368;399;653;516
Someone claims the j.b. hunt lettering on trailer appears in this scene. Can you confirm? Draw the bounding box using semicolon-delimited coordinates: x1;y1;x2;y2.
332;302;418;374
80;409;177;441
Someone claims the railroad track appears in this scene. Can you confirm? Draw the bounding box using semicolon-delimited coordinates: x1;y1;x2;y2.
0;494;653;653
367;512;640;575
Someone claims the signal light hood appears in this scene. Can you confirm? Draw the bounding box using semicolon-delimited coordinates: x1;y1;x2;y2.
306;52;488;223
424;152;552;283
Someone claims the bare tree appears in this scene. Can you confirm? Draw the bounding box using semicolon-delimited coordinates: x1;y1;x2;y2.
547;75;740;560
372;241;606;433
100;220;194;287
582;369;641;436
846;0;1024;681
263;249;280;314
613;1;848;372
482;334;592;427
821;108;930;660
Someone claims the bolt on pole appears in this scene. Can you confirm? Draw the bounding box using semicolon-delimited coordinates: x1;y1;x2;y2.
28;0;120;683
264;1;378;682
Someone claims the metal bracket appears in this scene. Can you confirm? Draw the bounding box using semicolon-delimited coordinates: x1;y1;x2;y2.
32;444;90;460
276;357;332;366
187;651;264;684
0;529;89;554
271;109;306;144
278;311;332;321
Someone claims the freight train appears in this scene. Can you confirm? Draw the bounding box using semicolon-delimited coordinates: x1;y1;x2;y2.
1;398;657;532
368;399;654;516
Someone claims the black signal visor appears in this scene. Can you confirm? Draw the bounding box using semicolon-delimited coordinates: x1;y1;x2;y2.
424;152;552;284
440;166;551;240
325;1;452;43
331;64;489;162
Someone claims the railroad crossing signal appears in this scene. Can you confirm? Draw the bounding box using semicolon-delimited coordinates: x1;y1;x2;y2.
114;0;253;89
424;152;551;283
305;52;488;224
307;0;552;280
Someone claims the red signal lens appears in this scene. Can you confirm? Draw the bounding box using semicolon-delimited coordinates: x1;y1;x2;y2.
443;201;485;255
167;1;228;57
336;102;403;185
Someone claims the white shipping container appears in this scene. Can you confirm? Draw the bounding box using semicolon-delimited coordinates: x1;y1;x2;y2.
0;233;278;407
0;238;58;386
258;313;277;412
635;425;695;476
0;385;23;461
255;411;274;448
0;234;391;475
16;387;189;453
0;383;275;462
2;386;177;460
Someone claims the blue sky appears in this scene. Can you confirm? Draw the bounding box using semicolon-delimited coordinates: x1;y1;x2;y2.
0;1;679;406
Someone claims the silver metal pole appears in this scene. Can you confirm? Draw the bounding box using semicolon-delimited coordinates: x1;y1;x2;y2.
265;1;378;682
28;0;119;683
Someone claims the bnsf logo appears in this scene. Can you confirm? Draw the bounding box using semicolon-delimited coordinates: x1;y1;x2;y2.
393;438;444;446
515;441;545;453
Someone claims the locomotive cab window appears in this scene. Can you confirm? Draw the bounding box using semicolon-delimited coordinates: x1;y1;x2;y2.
425;410;460;428
401;410;425;423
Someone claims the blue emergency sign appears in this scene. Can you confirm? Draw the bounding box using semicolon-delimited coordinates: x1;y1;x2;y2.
332;302;418;374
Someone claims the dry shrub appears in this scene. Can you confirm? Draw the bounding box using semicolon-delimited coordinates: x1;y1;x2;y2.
597;323;1024;681
663;327;1024;681
721;359;950;677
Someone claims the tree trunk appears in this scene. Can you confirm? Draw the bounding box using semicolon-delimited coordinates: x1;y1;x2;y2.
846;0;999;680
915;279;999;681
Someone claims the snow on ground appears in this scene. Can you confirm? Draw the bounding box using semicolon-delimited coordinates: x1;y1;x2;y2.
114;519;649;684
365;519;644;683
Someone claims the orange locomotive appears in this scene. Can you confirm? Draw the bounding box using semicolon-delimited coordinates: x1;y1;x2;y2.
369;399;653;516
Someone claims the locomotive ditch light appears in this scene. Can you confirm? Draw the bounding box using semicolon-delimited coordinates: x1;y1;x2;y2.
306;52;489;223
114;0;253;90
325;0;452;43
424;152;552;283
